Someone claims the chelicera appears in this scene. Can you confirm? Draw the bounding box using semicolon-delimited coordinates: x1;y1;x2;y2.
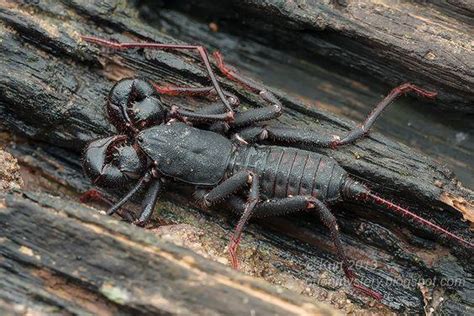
81;36;473;301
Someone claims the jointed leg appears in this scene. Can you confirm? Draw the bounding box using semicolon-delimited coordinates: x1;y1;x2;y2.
107;171;153;216
152;84;240;107
236;82;436;148
135;179;162;226
170;106;235;123
152;84;240;122
227;173;260;269
235;125;336;148
233;81;436;147
80;189;135;222
227;195;313;218
311;199;382;300
198;170;260;268
202;171;254;207
213;52;283;127
81;36;234;114
333;83;437;147
226;195;382;300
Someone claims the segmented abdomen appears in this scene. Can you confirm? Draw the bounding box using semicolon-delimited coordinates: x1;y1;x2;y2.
228;146;347;201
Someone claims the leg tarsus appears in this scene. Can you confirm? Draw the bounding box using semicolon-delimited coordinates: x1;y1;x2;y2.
332;83;437;147
80;189;135;222
310;199;383;300
227;173;259;269
228;235;242;269
394;83;437;99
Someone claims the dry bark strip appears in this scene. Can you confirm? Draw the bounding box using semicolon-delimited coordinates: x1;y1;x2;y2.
163;0;474;112
0;0;473;314
0;191;339;316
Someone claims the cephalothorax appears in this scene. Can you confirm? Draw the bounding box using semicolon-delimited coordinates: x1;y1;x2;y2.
81;36;473;301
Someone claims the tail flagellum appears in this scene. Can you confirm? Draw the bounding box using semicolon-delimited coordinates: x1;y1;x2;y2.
343;178;473;248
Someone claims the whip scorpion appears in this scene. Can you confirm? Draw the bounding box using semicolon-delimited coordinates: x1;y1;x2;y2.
80;36;473;300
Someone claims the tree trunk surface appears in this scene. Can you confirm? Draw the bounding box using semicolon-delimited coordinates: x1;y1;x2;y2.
0;0;473;314
164;0;474;112
0;191;337;316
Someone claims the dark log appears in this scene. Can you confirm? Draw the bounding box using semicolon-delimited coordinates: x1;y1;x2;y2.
0;191;337;315
161;0;474;112
0;0;473;314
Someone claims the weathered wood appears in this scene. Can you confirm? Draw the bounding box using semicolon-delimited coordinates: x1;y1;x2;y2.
0;0;473;314
162;0;474;112
0;191;338;315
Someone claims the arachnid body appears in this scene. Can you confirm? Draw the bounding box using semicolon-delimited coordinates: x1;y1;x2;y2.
81;36;473;301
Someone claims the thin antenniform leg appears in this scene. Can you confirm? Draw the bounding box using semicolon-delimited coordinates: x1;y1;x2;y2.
151;84;240;122
81;36;234;115
213;51;283;127
153;85;216;97
213;51;264;93
151;84;239;106
332;83;437;147
80;189;135;222
107;172;152;216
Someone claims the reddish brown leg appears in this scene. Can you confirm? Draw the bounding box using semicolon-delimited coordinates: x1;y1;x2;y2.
213;52;283;127
81;36;234;115
311;199;383;300
332;83;437;147
151;84;239;106
80;189;110;204
80;189;135;222
153;85;216;97
225;195;383;300
151;83;240;122
213;51;262;93
198;171;260;269
213;52;437;146
227;173;260;269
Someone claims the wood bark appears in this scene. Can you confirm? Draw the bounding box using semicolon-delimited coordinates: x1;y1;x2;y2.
0;0;473;314
163;0;474;112
0;191;337;316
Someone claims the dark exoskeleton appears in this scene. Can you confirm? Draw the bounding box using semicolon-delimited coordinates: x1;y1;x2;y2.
81;36;473;301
